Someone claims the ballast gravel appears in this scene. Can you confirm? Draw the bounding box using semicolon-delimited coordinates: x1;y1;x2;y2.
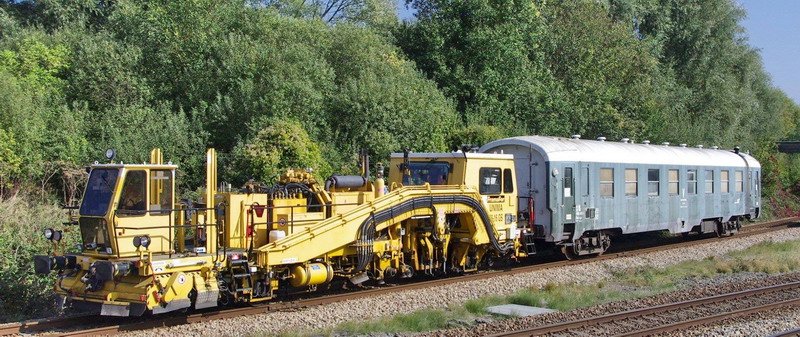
425;271;800;337
665;304;800;337
121;227;800;337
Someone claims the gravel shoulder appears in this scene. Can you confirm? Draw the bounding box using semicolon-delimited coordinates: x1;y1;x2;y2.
121;227;800;337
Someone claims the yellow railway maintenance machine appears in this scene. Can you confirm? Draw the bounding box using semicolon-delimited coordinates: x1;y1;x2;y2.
35;149;522;316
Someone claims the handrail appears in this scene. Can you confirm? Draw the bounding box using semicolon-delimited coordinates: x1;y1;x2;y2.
111;206;220;258
244;202;363;236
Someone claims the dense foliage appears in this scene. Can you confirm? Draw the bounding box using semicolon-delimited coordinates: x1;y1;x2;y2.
1;0;800;321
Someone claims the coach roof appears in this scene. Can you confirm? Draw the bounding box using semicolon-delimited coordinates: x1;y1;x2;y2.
480;136;761;169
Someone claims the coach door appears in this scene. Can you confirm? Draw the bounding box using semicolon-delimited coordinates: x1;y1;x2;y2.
563;166;576;222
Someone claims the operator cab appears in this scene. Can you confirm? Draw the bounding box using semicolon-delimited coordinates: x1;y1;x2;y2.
78;164;176;258
388;152;516;195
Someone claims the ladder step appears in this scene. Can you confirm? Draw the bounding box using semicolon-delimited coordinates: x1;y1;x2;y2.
236;287;252;292
230;259;249;265
233;273;252;278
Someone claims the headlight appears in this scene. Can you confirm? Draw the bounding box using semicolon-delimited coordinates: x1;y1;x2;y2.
52;230;62;242
105;148;116;160
44;228;54;240
133;235;151;249
140;235;151;248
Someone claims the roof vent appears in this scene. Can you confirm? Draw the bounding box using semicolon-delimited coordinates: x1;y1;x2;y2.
643;140;651;145
680;144;687;148
621;138;630;143
597;137;606;142
711;146;719;150
662;142;670;146
696;145;704;149
571;134;581;139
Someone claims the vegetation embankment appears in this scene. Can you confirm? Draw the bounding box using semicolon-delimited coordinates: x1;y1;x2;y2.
2;0;800;322
281;239;800;337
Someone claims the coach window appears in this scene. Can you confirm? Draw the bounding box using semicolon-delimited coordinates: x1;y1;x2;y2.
755;171;760;195
721;170;730;193
625;169;637;196
687;170;697;194
563;167;573;197
600;168;614;197
479;168;502;195
705;170;714;194
735;170;744;192
668;169;679;195
648;169;660;196
583;167;590;196
503;168;514;194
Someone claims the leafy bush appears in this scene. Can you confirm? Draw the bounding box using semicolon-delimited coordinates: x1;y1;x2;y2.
0;196;77;322
229;119;332;184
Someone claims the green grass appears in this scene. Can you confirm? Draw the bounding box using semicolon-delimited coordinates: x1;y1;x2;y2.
272;239;800;337
274;307;476;337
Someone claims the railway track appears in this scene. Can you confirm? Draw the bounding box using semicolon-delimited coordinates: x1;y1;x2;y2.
2;216;797;336
490;280;800;337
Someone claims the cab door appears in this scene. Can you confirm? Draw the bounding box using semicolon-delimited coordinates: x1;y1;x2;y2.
562;166;576;223
113;168;174;257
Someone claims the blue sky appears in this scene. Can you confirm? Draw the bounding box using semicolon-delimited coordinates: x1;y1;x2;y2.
738;0;800;104
396;1;800;105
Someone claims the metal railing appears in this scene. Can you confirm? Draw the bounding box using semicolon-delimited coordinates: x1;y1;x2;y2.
112;206;220;258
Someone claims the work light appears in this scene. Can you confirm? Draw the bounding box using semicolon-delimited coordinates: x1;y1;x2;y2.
44;228;54;240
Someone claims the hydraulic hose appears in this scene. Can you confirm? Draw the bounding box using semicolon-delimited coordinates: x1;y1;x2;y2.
354;195;513;272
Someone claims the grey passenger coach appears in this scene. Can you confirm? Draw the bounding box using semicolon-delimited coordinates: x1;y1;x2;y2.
480;135;761;259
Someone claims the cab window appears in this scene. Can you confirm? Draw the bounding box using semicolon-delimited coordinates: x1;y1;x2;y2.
503;169;514;193
119;170;146;212
80;168;119;216
403;162;450;185
479;168;502;194
150;170;173;215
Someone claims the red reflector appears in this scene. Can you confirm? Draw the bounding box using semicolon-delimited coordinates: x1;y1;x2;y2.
140;295;146;302
246;225;253;238
230;254;240;261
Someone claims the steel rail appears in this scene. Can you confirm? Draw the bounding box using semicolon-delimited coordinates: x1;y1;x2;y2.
489;280;800;336
4;216;797;336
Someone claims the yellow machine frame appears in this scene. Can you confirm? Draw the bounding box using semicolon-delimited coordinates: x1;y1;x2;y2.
35;149;523;316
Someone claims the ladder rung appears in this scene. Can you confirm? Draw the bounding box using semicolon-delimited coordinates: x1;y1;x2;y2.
233;273;251;278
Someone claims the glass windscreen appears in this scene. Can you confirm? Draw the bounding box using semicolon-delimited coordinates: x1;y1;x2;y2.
403;162;451;185
80;168;120;216
79;217;110;251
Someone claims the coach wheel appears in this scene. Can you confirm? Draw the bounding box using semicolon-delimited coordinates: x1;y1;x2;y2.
560;245;577;261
